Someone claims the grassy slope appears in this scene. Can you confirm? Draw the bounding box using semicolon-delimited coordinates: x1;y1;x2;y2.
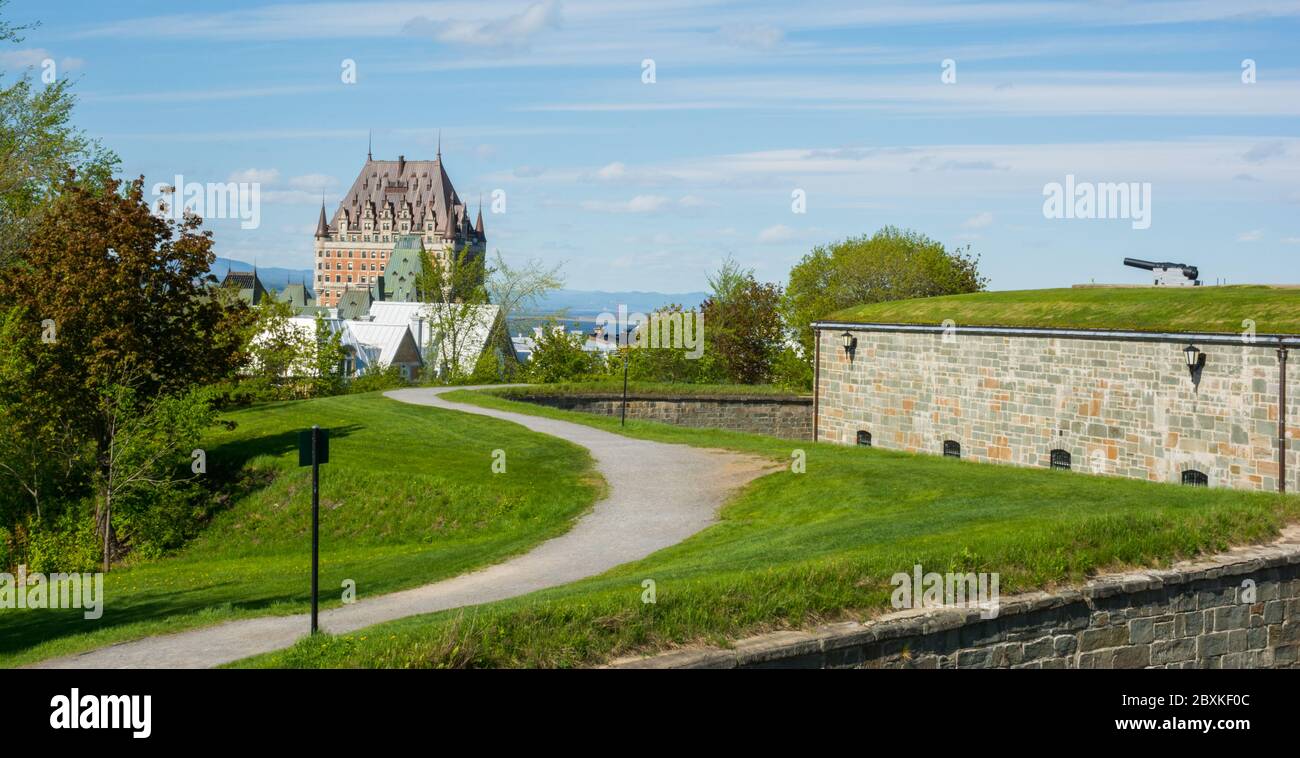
0;392;601;668
239;388;1299;669
828;286;1300;334
495;380;807;397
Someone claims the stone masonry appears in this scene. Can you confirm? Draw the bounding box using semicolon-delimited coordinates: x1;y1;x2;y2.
609;526;1300;669
513;393;813;440
815;327;1300;492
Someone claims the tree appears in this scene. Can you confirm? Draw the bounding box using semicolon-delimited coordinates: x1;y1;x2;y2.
417;245;495;382
92;382;213;572
486;250;563;329
311;314;347;396
0;175;252;565
701;259;784;384
526;322;602;383
782;226;986;359
246;296;311;384
0;6;118;267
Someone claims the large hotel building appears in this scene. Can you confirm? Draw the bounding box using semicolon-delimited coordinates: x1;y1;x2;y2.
313;149;485;307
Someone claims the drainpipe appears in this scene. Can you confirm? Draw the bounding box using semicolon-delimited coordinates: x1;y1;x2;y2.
812;326;820;442
1280;346;1289;494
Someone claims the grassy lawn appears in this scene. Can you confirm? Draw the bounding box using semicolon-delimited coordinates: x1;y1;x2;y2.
0;392;601;668
494;380;807;397
828;285;1300;334
238;387;1300;669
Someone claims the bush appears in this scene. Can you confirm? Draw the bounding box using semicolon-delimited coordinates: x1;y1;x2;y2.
525;324;604;383
23;505;101;573
350;364;408;394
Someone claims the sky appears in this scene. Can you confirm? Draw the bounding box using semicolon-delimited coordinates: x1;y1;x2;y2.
5;0;1300;292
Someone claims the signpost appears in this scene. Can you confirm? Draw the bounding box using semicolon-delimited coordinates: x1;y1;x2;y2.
297;426;330;634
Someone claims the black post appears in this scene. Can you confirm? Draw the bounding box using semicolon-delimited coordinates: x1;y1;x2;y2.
311;424;320;634
621;351;629;427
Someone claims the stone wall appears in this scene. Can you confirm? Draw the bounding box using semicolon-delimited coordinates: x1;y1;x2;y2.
610;529;1300;669
815;327;1300;491
511;393;813;440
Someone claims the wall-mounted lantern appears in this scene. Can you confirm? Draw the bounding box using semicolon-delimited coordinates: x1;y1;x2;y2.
1184;343;1206;388
841;331;857;360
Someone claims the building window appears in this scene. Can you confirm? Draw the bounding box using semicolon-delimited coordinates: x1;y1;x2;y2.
856;430;872;447
1182;470;1208;487
943;440;961;458
1050;449;1071;470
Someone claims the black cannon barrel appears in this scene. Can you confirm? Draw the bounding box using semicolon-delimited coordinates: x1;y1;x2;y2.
1123;257;1157;270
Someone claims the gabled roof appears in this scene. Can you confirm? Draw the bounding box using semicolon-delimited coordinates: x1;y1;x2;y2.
367;301;502;374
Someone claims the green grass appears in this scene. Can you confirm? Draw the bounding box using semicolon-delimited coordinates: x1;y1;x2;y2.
828;286;1300;334
237;388;1300;669
0;392;601;668
496;380;807;398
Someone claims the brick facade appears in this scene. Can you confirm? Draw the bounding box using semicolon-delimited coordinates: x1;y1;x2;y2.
815;326;1299;492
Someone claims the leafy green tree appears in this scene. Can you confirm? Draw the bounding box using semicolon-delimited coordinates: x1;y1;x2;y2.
0;6;118;267
701;260;784;384
0;175;251;566
92;383;214;572
526;322;602;383
782;226;986;359
417;245;494;382
311;314;347;396
246;296;310;386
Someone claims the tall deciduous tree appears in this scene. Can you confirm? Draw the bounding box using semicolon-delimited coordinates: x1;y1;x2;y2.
782;226;986;359
0;175;252;565
0;5;118;267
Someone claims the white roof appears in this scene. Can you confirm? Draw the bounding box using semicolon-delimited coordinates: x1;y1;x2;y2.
345;322;416;367
367;301;500;375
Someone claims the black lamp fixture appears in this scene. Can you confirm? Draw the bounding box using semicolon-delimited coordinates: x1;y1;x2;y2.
1183;344;1203;375
841;331;857;357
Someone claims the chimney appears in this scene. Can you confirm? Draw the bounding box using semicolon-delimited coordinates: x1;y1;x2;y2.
398;155;406;175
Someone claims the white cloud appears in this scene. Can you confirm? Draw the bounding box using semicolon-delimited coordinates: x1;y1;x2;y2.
1282;237;1300;244
757;224;796;243
718;23;783;49
582;194;671;213
229;168;280;184
1237;230;1264;242
288;173;338;192
596;162;627;180
963;212;994;229
0;48;83;71
407;0;561;48
1243;141;1286;164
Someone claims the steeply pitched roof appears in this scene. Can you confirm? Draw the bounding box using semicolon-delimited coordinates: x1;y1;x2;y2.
276;282;316;309
221;269;267;305
382;236;424;302
328;155;482;243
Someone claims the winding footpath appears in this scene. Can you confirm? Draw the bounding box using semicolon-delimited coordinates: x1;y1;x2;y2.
32;386;774;669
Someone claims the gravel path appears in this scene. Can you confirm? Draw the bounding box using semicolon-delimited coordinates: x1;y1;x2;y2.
32;386;774;669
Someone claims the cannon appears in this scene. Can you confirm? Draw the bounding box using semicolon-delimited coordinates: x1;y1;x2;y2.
1123;257;1201;287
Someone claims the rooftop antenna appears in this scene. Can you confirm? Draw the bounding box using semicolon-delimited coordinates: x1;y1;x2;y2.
367;129;373;161
436;129;441;160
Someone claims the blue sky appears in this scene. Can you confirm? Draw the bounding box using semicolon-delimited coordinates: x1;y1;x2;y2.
5;0;1300;292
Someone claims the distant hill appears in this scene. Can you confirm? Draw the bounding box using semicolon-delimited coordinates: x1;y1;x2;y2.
527;288;709;317
210;258;313;294
209;258;708;316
